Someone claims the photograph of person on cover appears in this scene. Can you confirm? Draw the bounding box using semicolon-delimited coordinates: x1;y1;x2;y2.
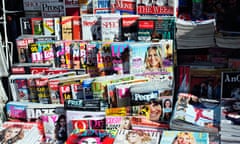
138;0;146;6
144;45;163;73
149;100;162;121
55;115;67;144
163;98;172;121
0;124;24;144
126;130;151;144
78;137;100;144
171;131;196;144
119;117;132;130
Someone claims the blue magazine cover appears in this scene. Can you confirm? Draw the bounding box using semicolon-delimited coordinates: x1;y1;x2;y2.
160;130;209;144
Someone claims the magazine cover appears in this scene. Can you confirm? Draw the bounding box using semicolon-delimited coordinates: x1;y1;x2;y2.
35;77;51;104
171;93;220;133
110;42;130;74
107;78;149;107
111;0;136;15
121;15;139;41
65;129;115;144
31;17;43;35
69;41;81;69
221;71;240;100
40;41;55;66
65;110;105;135
81;14;102;41
43;17;55;36
160;130;209;144
136;0;174;16
72;16;82;40
101;14;121;41
28;42;43;63
20;17;32;35
86;42;98;76
106;115;133;131
64;41;73;69
41;113;59;142
92;0;112;14
190;68;231;101
71;117;105;130
8;74;43;102
96;42;113;75
54;40;65;68
61;16;73;40
129;40;173;81
113;129;161;144
16;35;35;63
54;17;62;40
0;121;42;144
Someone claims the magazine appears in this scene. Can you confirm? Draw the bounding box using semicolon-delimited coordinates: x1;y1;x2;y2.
113;129;161;144
160;130;209;144
170;93;220;133
0;121;42;144
65;129;115;144
100;14;121;41
111;0;136;15
121;15;139;41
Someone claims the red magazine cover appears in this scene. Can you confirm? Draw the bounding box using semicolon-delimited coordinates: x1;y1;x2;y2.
72;16;82;40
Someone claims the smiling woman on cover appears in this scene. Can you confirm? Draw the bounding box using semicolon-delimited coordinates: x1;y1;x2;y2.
144;45;163;73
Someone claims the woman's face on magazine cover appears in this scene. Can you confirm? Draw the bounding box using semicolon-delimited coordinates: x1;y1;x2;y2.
150;102;162;121
176;134;192;144
127;132;142;144
5;127;21;140
147;48;161;68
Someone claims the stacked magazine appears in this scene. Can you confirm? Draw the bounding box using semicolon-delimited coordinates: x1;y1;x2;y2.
215;31;240;49
220;71;240;144
176;18;216;49
170;93;220;133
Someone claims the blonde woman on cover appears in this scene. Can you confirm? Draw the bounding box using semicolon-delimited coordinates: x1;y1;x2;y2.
144;45;163;72
172;132;196;144
126;130;151;144
0;124;24;144
119;116;132;130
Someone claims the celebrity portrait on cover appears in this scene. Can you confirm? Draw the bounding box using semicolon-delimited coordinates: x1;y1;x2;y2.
0;124;24;144
149;99;163;121
55;115;67;144
171;131;196;144
144;45;163;73
126;130;152;144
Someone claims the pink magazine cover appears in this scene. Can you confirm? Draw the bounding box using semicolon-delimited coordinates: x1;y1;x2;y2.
41;114;59;142
110;42;130;74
